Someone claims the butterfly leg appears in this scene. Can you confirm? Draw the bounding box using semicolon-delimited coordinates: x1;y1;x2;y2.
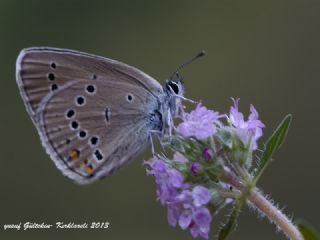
178;103;186;120
157;135;167;154
175;94;197;104
167;109;173;137
149;134;155;156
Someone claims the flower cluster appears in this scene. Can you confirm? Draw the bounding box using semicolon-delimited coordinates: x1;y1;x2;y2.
145;99;265;239
146;155;212;238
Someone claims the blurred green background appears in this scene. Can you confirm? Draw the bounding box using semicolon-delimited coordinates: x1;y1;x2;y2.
0;0;319;239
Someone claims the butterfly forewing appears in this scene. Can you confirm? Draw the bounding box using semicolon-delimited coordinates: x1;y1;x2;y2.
16;47;164;184
16;47;162;123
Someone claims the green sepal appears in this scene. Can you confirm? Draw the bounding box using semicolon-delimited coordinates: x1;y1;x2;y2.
217;128;233;149
217;128;252;169
206;164;224;181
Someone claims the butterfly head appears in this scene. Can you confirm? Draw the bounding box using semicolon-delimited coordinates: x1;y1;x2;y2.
165;50;205;99
162;79;185;132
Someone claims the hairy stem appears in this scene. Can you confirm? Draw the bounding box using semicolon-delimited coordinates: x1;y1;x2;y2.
248;188;303;240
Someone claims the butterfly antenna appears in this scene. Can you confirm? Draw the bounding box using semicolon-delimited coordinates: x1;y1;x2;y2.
170;50;206;79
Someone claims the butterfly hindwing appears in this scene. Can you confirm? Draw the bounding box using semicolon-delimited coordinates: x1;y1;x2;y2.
37;80;161;184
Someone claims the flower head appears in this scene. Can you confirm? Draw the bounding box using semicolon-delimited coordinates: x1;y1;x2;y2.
177;103;222;140
146;98;270;239
146;156;213;239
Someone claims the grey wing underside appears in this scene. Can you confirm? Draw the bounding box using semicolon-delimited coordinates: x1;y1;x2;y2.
37;80;157;184
16;47;163;184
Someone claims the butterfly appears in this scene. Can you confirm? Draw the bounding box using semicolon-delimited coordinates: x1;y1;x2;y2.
15;47;189;184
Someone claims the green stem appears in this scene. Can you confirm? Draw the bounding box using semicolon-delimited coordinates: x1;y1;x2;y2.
248;188;303;240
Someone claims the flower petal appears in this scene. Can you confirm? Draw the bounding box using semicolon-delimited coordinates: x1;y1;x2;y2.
167;207;178;226
168;169;184;188
190;225;200;238
179;212;192;230
193;207;212;226
173;152;189;163
192;186;211;207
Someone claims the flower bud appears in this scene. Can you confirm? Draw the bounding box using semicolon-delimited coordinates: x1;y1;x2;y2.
202;147;213;160
190;162;202;174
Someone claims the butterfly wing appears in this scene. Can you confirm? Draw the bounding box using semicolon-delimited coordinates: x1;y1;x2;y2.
37;80;162;184
16;47;164;184
16;47;162;123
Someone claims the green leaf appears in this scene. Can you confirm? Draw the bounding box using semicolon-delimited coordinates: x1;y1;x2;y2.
218;205;241;240
218;183;253;240
254;114;292;184
297;220;320;240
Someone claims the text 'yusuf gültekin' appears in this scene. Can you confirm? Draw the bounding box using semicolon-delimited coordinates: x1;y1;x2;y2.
3;222;110;231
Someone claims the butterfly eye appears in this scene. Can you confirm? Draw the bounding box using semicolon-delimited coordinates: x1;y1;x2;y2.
167;80;180;95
